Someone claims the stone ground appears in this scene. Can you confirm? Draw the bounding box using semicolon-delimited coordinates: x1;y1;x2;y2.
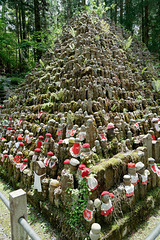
1;176;160;240
124;208;160;240
0;177;59;240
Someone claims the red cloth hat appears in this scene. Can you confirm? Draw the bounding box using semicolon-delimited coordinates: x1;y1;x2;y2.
11;130;15;133
101;191;114;197
4;154;8;157
64;159;70;164
47;151;53;156
107;123;114;130
70;142;81;157
9;118;12;121
19;142;24;146
58;140;63;144
82;143;90;148
7;127;12;130
38;136;44;139
23;158;28;162
79;164;86;170
34;148;41;152
109;193;114;198
46;133;52;137
127;162;135;167
18;136;23;140
101;191;109;196
81;168;91;177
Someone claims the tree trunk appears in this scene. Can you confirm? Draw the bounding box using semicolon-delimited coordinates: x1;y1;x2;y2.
125;0;129;28
19;8;22;41
125;0;133;31
114;0;117;24
34;0;42;61
110;0;113;21
82;0;85;6
120;0;123;24
158;1;160;59
144;2;149;46
15;1;22;71
2;2;6;32
21;0;27;59
141;0;145;43
21;0;26;40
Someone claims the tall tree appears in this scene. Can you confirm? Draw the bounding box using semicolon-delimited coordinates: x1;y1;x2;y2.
125;0;133;31
34;0;42;60
119;0;123;25
144;0;149;46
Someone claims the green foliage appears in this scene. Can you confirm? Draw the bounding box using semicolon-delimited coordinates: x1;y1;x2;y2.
69;27;76;38
10;77;24;85
141;67;148;75
100;19;110;34
137;95;143;100
154;81;160;92
87;0;112;18
0;19;18;72
50;88;64;101
39;59;45;69
123;36;132;51
65;178;90;230
67;111;74;124
111;104;117;111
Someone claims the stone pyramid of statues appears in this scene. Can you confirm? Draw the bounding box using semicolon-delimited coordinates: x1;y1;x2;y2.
0;12;160;240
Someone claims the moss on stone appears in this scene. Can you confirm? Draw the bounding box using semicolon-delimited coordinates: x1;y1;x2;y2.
115;152;131;163
92;164;105;174
92;157;122;175
92;153;100;163
129;151;139;162
108;157;122;166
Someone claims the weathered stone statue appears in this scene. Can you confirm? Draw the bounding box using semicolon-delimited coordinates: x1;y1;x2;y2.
84;200;95;230
89;223;101;240
100;191;114;223
106;123;115;141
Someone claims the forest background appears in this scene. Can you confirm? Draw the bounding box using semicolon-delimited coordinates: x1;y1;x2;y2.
0;0;159;79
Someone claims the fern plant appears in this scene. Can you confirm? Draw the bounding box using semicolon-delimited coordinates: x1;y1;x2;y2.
39;59;45;68
141;66;148;74
100;19;110;34
123;36;132;50
69;27;76;38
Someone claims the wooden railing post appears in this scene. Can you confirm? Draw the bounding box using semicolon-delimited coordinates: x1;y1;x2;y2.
9;189;28;240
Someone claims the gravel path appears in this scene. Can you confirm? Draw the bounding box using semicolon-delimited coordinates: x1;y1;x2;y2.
0;177;59;240
125;208;160;240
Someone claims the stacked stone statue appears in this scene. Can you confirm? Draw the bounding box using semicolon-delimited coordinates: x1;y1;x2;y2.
0;11;160;240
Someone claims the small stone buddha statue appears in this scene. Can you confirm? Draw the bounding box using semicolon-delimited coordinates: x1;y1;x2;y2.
127;163;139;186
135;161;150;199
123;175;134;197
100;191;114;223
135;162;149;185
106;123;115;141
48;156;58;178
89;223;101;240
84;200;95;230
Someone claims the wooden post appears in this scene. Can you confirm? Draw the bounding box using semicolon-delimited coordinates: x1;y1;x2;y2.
9;189;28;240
